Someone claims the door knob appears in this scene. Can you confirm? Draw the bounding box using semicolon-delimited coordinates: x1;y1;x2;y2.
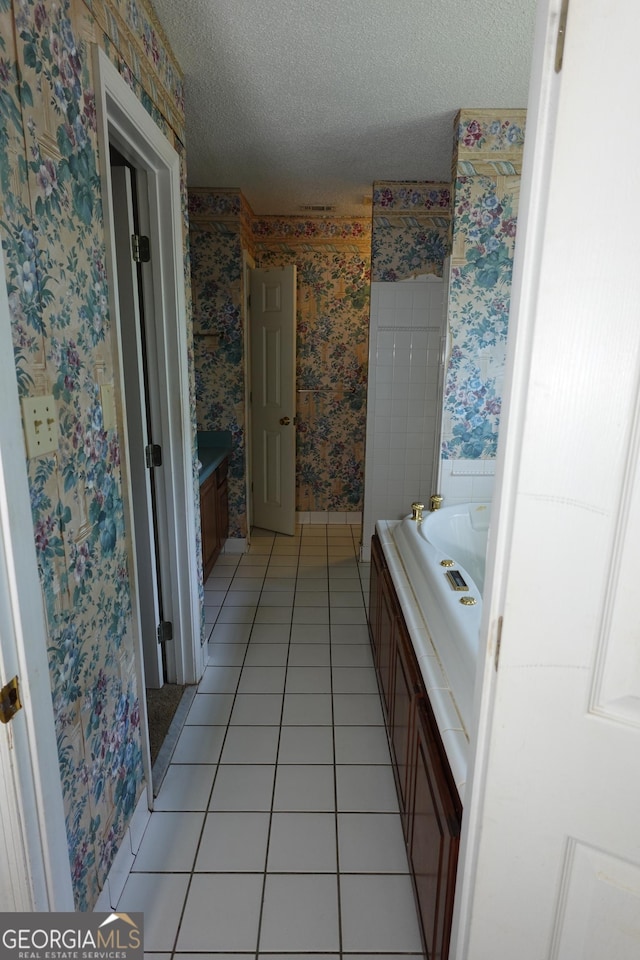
280;416;291;425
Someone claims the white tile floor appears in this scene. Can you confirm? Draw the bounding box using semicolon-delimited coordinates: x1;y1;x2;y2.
117;524;425;958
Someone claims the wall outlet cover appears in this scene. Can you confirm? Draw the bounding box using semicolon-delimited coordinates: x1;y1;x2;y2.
21;394;59;458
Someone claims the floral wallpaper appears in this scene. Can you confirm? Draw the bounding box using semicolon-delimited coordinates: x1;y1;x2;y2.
442;110;526;460
371;181;451;282
253;218;371;513
0;0;195;910
87;0;185;138
189;189;251;537
189;194;372;526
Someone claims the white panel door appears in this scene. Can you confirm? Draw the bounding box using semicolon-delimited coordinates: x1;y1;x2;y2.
250;266;296;536
457;2;640;958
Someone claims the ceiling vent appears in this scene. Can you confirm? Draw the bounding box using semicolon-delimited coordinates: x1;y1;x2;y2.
299;204;335;212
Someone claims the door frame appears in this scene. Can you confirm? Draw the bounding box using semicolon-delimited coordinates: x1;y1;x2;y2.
94;52;202;701
109;165;164;690
243;251;255;543
0;244;74;909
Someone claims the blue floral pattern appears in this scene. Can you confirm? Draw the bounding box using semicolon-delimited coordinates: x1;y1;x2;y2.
0;0;195;910
371;181;451;282
442;111;526;460
457;114;525;153
190;218;247;536
190;196;372;521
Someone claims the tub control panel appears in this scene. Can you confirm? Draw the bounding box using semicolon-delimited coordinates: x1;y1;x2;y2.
446;569;468;591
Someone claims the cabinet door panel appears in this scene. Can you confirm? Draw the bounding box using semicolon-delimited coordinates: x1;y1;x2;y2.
200;473;218;580
392;617;420;830
369;534;462;960
411;697;462;960
216;474;229;551
378;569;396;720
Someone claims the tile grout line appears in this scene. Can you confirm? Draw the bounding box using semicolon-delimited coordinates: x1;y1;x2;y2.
254;527;298;958
132;524;403;955
329;532;345;960
139;551;243;957
173;530;281;956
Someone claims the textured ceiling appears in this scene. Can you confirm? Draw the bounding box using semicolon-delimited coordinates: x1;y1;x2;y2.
151;0;538;216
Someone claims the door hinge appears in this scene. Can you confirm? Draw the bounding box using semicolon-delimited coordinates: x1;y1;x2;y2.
494;615;503;671
157;620;173;645
145;443;162;468
555;0;569;72
131;233;151;263
0;676;22;724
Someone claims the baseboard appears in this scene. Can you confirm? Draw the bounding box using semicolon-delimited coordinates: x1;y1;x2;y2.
222;536;247;554
296;511;362;525
93;788;151;911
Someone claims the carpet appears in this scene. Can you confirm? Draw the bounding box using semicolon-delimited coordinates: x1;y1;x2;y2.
146;683;186;764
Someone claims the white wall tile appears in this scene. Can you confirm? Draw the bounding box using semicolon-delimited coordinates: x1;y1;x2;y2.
392;403;409;422
363;278;445;546
411;284;429;309
471;475;495;501
394;285;415;310
377;283;396;308
378;307;396;326
439;459;496;503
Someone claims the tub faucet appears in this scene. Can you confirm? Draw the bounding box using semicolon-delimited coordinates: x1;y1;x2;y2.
411;502;424;522
429;494;444;511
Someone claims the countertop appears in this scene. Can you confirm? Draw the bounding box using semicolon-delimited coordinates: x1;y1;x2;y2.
197;430;232;485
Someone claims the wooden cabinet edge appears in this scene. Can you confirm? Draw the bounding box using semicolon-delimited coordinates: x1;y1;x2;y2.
367;533;461;959
200;454;230;582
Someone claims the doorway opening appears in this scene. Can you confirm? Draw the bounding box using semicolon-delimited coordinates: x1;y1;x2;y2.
94;47;201;796
108;147;185;764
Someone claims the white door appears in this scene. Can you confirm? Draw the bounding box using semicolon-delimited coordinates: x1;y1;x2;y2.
110;164;164;689
0;246;73;910
456;1;640;957
250;266;297;535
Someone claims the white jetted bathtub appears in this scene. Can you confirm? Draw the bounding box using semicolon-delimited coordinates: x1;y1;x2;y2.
390;501;491;736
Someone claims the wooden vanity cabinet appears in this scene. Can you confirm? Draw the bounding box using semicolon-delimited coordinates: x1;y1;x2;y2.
369;533;461;959
411;695;462;960
200;472;218;581
215;457;229;551
391;613;422;837
200;456;229;580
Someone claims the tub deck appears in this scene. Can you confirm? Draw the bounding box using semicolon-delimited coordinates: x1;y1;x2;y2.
375;512;487;800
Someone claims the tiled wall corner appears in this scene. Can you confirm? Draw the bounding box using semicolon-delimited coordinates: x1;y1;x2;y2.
439;459;496;505
363;279;445;548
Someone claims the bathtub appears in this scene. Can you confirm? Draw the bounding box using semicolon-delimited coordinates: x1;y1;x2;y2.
390;502;491;735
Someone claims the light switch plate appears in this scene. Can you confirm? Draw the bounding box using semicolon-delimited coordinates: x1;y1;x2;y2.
100;384;116;430
22;394;59;458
